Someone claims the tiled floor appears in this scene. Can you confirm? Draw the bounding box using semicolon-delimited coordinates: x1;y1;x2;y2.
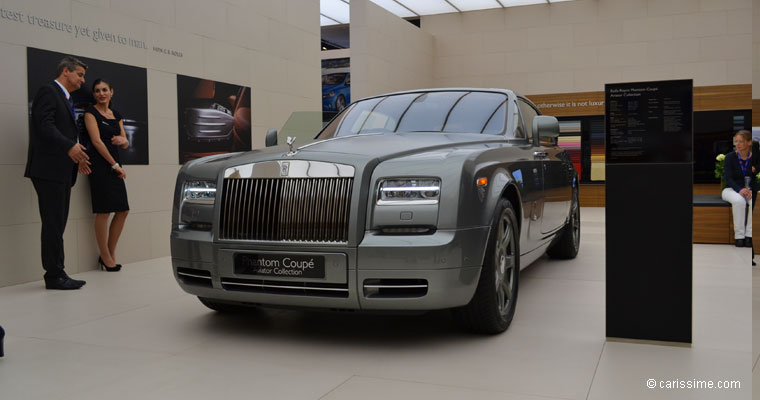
0;208;752;399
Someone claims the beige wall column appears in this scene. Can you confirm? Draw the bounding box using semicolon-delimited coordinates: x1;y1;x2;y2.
349;0;434;100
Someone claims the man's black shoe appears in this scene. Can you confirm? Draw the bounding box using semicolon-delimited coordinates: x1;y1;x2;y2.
737;239;745;247
45;276;85;290
745;237;753;247
60;272;86;286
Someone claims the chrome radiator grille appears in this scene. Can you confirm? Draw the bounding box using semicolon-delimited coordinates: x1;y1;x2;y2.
219;178;353;242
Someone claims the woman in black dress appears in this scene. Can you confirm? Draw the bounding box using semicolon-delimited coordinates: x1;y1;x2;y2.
82;78;129;271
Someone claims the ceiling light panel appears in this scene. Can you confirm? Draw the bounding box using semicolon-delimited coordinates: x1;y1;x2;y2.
499;0;549;6
396;0;457;15
448;0;502;12
369;0;417;17
321;0;351;24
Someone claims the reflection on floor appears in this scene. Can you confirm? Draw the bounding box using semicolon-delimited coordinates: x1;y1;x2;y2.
0;208;752;399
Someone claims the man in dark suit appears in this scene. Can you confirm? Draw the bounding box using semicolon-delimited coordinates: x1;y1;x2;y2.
25;56;90;290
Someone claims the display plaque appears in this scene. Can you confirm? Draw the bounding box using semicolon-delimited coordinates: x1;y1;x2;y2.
605;80;693;344
606;80;693;164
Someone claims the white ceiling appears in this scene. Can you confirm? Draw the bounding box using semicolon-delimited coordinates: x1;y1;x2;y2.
320;0;575;26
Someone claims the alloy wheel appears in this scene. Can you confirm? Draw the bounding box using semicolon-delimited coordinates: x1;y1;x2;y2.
571;193;580;250
494;209;516;318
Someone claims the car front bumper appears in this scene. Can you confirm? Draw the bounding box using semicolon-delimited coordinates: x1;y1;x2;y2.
170;226;490;311
322;97;336;111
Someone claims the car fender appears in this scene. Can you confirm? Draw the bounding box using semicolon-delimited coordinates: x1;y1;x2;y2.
482;167;523;231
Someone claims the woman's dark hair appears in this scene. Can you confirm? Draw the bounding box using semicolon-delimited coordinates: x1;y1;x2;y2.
92;78;113;108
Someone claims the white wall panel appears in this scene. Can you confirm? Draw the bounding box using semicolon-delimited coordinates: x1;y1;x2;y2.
672;12;727;39
0;0;321;287
424;0;751;93
350;0;434;100
0;103;29;165
573;21;624;46
673;61;728;87
461;8;505;33
646;0;700;16
505;3;550;29
622;16;673;42
147;116;179;166
0;42;27;106
110;0;175;27
0;165;38;226
549;0;597;25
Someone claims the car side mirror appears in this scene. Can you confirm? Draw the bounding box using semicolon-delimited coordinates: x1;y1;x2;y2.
265;128;278;147
533;116;559;145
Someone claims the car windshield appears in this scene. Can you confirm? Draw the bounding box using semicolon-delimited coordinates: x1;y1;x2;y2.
316;91;508;139
322;73;347;85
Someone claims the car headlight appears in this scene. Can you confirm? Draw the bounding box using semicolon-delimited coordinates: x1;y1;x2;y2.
377;178;441;205
323;91;335;98
179;180;216;229
183;180;216;204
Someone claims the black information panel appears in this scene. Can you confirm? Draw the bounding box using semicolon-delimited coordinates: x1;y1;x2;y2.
606;80;693;164
605;80;693;344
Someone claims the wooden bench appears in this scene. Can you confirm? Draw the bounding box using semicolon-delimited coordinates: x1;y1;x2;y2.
693;194;733;244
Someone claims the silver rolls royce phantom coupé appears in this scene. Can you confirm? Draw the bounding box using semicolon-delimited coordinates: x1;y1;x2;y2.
171;88;580;333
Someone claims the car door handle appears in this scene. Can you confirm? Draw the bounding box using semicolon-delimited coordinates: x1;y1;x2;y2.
533;151;547;159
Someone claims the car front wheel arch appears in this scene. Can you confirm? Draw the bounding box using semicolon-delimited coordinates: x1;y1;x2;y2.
452;198;520;334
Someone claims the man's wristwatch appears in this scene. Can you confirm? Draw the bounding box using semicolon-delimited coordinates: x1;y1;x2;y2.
111;163;121;170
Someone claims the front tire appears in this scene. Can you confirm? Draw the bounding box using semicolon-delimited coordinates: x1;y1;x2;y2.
452;199;519;334
547;187;580;259
336;95;346;111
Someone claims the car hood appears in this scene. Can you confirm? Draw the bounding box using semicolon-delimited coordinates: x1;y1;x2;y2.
297;133;504;159
181;132;507;179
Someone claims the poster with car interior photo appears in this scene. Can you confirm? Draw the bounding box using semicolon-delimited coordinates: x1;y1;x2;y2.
26;47;149;165
176;75;251;164
321;57;350;125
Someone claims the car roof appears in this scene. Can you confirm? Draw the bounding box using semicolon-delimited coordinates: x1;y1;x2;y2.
357;88;518;102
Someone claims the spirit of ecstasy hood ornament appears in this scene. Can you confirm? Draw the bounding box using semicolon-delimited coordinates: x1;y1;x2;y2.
286;136;297;156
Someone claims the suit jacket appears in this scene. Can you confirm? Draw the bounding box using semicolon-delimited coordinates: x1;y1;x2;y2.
24;82;79;185
724;151;758;194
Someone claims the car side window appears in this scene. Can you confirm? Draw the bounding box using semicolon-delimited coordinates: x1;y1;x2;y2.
518;99;538;143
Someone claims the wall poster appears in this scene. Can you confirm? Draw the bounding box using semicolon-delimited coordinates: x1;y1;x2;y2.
176;75;251;164
27;47;149;164
321;57;350;124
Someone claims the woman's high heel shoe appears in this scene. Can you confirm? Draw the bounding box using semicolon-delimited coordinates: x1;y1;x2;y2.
0;325;5;357
98;257;122;272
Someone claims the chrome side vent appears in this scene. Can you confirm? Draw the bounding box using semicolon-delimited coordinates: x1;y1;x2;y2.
219;177;353;243
221;277;349;298
363;279;428;298
177;268;212;288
